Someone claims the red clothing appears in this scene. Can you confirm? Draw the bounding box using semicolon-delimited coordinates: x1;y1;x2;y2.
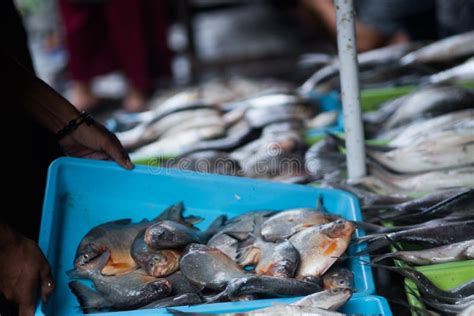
58;0;171;92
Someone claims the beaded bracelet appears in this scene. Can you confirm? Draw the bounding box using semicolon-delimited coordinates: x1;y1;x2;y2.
56;111;94;140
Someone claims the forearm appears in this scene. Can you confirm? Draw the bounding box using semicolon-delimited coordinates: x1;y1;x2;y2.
5;54;80;134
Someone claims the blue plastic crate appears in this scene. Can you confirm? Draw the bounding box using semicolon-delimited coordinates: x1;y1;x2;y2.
36;158;375;315
305;91;344;141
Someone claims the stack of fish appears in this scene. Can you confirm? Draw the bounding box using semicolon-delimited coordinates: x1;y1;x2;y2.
307;83;474;195
300;31;474;94
351;189;474;315
67;201;356;313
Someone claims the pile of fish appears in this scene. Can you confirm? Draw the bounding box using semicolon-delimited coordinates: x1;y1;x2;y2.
68;201;356;313
306;83;474;194
351;188;474;315
300;31;474;94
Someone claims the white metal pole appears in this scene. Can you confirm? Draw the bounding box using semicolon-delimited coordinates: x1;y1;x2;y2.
334;0;367;179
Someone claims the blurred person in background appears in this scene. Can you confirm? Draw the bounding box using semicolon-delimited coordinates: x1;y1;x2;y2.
303;0;474;52
1;1;132;315
58;0;172;112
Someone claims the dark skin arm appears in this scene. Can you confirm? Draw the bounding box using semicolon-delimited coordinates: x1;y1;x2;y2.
4;53;133;169
0;223;54;316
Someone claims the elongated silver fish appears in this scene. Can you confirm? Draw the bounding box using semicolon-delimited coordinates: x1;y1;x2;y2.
374;240;474;265
429;58;474;84
368;129;474;173
401;31;474;65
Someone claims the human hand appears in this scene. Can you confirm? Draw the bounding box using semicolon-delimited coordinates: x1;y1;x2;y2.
0;226;55;316
59;119;133;169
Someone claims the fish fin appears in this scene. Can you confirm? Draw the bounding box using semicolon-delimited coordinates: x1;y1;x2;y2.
154;202;185;222
184;215;204;225
69;281;110;311
290;223;317;236
371;252;397;263
204;215;227;239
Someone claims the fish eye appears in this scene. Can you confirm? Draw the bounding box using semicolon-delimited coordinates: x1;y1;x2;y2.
339;280;346;285
83;254;89;260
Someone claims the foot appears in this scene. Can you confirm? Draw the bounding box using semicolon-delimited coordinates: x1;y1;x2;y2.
70;82;99;112
123;88;147;112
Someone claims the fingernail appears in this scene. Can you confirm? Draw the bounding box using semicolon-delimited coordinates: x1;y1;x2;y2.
126;160;134;170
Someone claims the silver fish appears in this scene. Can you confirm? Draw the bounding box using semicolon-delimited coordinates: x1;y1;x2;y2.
429;57;474;84
374;240;474;265
289;219;355;279
179;244;246;290
206;233;239;261
261;207;339;242
401;31;474;65
367;129;474;173
145;216;226;250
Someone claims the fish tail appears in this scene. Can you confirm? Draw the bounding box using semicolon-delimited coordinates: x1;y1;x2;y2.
204;215;227;239
184;214;204;226
69;281;109;312
66;268;90;280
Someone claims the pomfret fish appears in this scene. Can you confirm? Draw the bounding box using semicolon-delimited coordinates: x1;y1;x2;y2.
69;251;171;311
179;244;246;290
289;219;355;279
73;202;196;276
238;238;300;278
401;31;474;65
322;267;354;290
207;233;239;261
131;230;180;277
145;216;226;250
261;206;339;242
374;240;474;265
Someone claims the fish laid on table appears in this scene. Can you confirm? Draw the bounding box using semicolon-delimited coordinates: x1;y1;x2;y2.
72;202;198;276
145;216;226;250
130;124;226;161
354;165;474;194
289;219;355;279
116;108;222;150
167;151;242;176
429;57;474;84
69;251;172;312
400;31;474;65
367;129;474;173
373;240;474;265
364;85;474;130
378;109;474;147
300;42;421;94
131;230;181;277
